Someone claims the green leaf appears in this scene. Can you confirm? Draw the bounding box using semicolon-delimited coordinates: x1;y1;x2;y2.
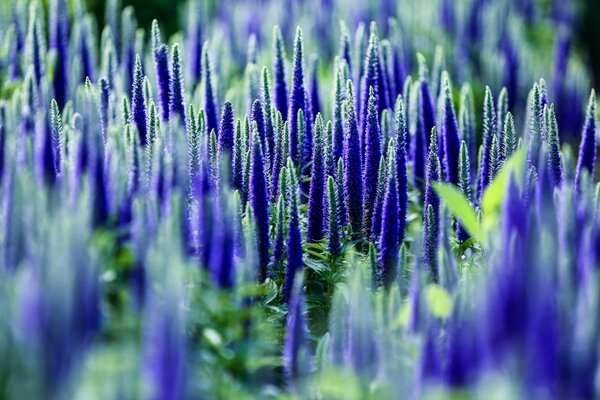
481;147;527;229
304;258;328;273
425;284;453;319
305;249;328;260
433;182;483;243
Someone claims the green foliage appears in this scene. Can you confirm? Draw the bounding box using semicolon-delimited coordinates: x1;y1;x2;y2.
433;182;483;243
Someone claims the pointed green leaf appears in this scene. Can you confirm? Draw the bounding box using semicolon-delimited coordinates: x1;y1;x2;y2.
433;182;483;242
481;146;527;229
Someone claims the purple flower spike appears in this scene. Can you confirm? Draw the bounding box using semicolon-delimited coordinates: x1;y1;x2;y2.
170;44;186;127
202;42;219;137
343;80;363;234
378;139;400;289
575;90;596;188
362;87;382;239
307;114;326;242
131;54;148;146
152;20;171;121
251;99;267;156
440;73;461;186
219;101;235;155
288;27;307;166
273;26;289;121
285;163;303;303
394;95;409;246
249;127;270;282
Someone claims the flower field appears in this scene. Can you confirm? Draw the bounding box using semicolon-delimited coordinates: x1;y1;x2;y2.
0;0;598;398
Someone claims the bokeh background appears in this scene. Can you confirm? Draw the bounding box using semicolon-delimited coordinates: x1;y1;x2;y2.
83;0;600;85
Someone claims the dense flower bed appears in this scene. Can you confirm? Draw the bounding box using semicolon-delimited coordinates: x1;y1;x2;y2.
0;0;598;398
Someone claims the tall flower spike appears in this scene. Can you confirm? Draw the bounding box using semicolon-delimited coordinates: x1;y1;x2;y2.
496;87;509;138
478;86;496;199
99;78;110;142
202;42;218;136
362;87;382;239
146;101;158;190
251;99;267;156
219;101;235;155
285;162;303;303
501;112;517;162
324;120;335;177
152;20;171;121
278;166;290;211
232;119;244;191
242;148;251;206
288;27;307;166
488;134;500;184
49;100;64;176
343;80;363;234
371;155;387;240
575;90;597;188
395;95;409;246
423;204;439;282
307;114;326;242
334;158;348;227
456;141;472;243
294;109;306;173
526;83;543;171
262;67;276;166
249;126;270;282
326;176;341;257
208;129;220;191
425;128;441;229
545;105;563;187
440;73;461;185
272;194;286;266
360;27;380;140
332;59;345;165
131;54;148;146
378;139;400;290
273;26;288;121
187;105;201;196
271;115;286;201
170;44;186;126
301;90;314;170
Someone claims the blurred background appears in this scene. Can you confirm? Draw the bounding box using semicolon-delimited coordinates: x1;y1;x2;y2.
84;0;600;86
